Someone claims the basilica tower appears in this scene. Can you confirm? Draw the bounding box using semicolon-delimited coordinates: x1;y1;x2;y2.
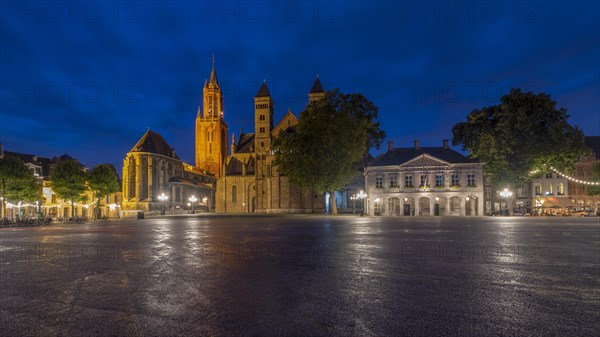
195;58;228;178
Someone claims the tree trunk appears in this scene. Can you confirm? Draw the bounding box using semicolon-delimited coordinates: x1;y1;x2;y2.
329;191;338;215
96;197;101;220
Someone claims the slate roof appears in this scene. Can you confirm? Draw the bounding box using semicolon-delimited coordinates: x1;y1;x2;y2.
310;77;324;93
226;157;244;175
130;129;180;160
370;147;479;167
584;136;600;159
235;132;255;153
256;82;270;97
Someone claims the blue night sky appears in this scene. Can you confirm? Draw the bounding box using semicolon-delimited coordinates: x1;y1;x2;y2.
1;1;599;173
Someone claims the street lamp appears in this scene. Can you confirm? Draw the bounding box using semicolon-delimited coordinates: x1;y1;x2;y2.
357;190;367;216
499;187;513;215
189;195;197;214
158;193;168;215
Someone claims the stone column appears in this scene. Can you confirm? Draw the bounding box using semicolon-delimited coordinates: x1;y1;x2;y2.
461;197;466;216
414;197;420;216
148;157;153;202
430;197;435;216
445;197;450;216
135;156;141;201
122;159;128;201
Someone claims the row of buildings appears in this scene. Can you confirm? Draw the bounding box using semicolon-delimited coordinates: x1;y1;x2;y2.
0;148;121;220
3;61;599;218
363;136;600;216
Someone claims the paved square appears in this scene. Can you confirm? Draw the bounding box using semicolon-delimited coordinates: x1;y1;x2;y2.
1;215;598;336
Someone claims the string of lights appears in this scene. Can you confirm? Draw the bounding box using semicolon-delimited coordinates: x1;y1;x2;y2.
529;166;600;186
547;166;600;186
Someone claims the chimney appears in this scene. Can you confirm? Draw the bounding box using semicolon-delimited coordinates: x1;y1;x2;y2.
414;139;420;150
387;140;394;152
443;139;449;149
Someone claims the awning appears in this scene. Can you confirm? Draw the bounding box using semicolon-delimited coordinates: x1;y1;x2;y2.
541;197;577;208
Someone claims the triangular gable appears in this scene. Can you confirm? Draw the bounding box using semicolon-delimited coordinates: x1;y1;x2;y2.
401;154;450;167
272;111;299;138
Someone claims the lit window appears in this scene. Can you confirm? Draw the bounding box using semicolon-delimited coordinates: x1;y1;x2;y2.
420;175;428;187
389;174;398;188
405;175;413;188
467;174;475;186
558;183;564;195
451;174;460;186
375;176;383;188
534;184;542;196
435;174;444;187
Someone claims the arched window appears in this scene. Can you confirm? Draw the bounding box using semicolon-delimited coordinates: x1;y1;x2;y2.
232;185;237;203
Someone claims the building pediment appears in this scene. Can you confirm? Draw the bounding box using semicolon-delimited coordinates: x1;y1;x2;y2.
401;154;450;168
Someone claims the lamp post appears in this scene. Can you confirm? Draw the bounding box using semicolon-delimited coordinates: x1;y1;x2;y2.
499;187;513;216
189;195;197;214
357;190;367;216
158;193;168;215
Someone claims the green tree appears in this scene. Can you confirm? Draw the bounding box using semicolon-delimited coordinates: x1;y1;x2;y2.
452;88;587;188
50;159;87;218
273;89;385;214
0;155;40;218
88;164;120;219
587;162;600;196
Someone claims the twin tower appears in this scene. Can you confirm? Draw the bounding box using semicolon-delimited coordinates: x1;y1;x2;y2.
194;60;325;179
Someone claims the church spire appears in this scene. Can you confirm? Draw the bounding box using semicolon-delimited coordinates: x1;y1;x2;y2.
209;54;219;87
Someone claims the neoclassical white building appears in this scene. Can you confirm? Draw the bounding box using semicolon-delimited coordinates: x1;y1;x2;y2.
364;140;484;216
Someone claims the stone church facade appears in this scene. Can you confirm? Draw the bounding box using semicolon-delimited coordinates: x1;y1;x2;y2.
121;130;215;213
213;74;326;213
121;60;324;214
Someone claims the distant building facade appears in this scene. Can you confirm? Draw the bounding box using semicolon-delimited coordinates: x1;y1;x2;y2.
212;76;326;213
569;136;600;211
364;140;484;216
0;146;121;220
121;130;215;213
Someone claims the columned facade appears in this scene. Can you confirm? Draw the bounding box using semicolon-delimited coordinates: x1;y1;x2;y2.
365;140;484;216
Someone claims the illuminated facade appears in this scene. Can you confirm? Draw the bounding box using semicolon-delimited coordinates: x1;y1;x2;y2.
364;140;485;216
214;78;326;213
195;60;228;178
121;129;215;213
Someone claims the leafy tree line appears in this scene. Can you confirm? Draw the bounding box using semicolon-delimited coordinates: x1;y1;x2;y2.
0;156;119;219
452;88;590;189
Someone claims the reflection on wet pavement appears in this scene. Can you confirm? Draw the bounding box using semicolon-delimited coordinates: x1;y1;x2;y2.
1;215;598;336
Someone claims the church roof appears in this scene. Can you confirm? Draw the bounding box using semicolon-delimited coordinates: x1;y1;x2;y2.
310;77;324;93
226;157;244;175
209;64;219;86
370;147;479;167
130;129;180;160
235;132;255;153
256;82;270;97
272;110;299;138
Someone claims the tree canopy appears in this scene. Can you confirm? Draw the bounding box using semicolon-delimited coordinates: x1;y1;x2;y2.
50;159;87;218
587;162;600;196
273;89;385;214
452;88;587;187
88;163;120;219
0;155;40;206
